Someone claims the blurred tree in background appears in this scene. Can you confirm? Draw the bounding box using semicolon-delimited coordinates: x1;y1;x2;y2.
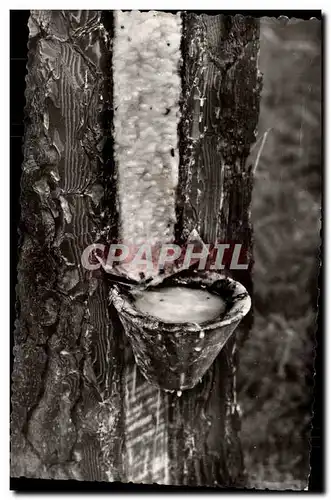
237;18;321;489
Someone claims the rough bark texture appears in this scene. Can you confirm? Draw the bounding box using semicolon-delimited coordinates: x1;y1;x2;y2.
11;10;125;482
169;13;262;487
11;10;261;488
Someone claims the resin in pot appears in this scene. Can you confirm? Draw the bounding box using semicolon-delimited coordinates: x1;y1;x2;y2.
134;286;227;324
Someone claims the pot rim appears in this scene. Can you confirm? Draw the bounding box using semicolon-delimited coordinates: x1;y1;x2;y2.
110;272;251;333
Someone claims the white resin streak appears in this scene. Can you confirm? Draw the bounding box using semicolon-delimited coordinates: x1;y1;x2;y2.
113;10;181;250
124;366;169;484
113;11;181;485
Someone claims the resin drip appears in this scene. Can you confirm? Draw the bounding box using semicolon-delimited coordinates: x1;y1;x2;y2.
134;286;226;324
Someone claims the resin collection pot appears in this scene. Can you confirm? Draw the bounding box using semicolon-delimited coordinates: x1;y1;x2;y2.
110;270;251;392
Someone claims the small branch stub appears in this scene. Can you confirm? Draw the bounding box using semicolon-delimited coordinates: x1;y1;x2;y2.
111;271;251;391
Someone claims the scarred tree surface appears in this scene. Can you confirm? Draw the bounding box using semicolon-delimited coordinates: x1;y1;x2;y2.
11;10;262;487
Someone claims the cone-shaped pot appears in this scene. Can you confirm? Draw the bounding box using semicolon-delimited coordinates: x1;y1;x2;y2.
110;271;251;391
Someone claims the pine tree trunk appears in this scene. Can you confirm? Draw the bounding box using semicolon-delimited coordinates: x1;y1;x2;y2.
11;10;124;481
11;10;261;487
168;13;261;486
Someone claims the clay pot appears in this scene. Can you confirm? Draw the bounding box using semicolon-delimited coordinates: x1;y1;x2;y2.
110;270;251;391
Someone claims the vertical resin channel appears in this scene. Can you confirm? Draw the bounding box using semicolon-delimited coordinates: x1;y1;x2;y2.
112;10;182;484
113;11;181;249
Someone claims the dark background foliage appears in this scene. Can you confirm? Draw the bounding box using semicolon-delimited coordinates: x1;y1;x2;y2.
237;18;321;489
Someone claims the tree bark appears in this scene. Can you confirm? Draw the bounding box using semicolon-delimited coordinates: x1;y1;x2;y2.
11;10;124;482
11;10;262;487
168;13;261;486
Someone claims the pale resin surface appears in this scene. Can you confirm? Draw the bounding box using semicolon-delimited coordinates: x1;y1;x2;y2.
113;11;181;250
134;286;226;324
